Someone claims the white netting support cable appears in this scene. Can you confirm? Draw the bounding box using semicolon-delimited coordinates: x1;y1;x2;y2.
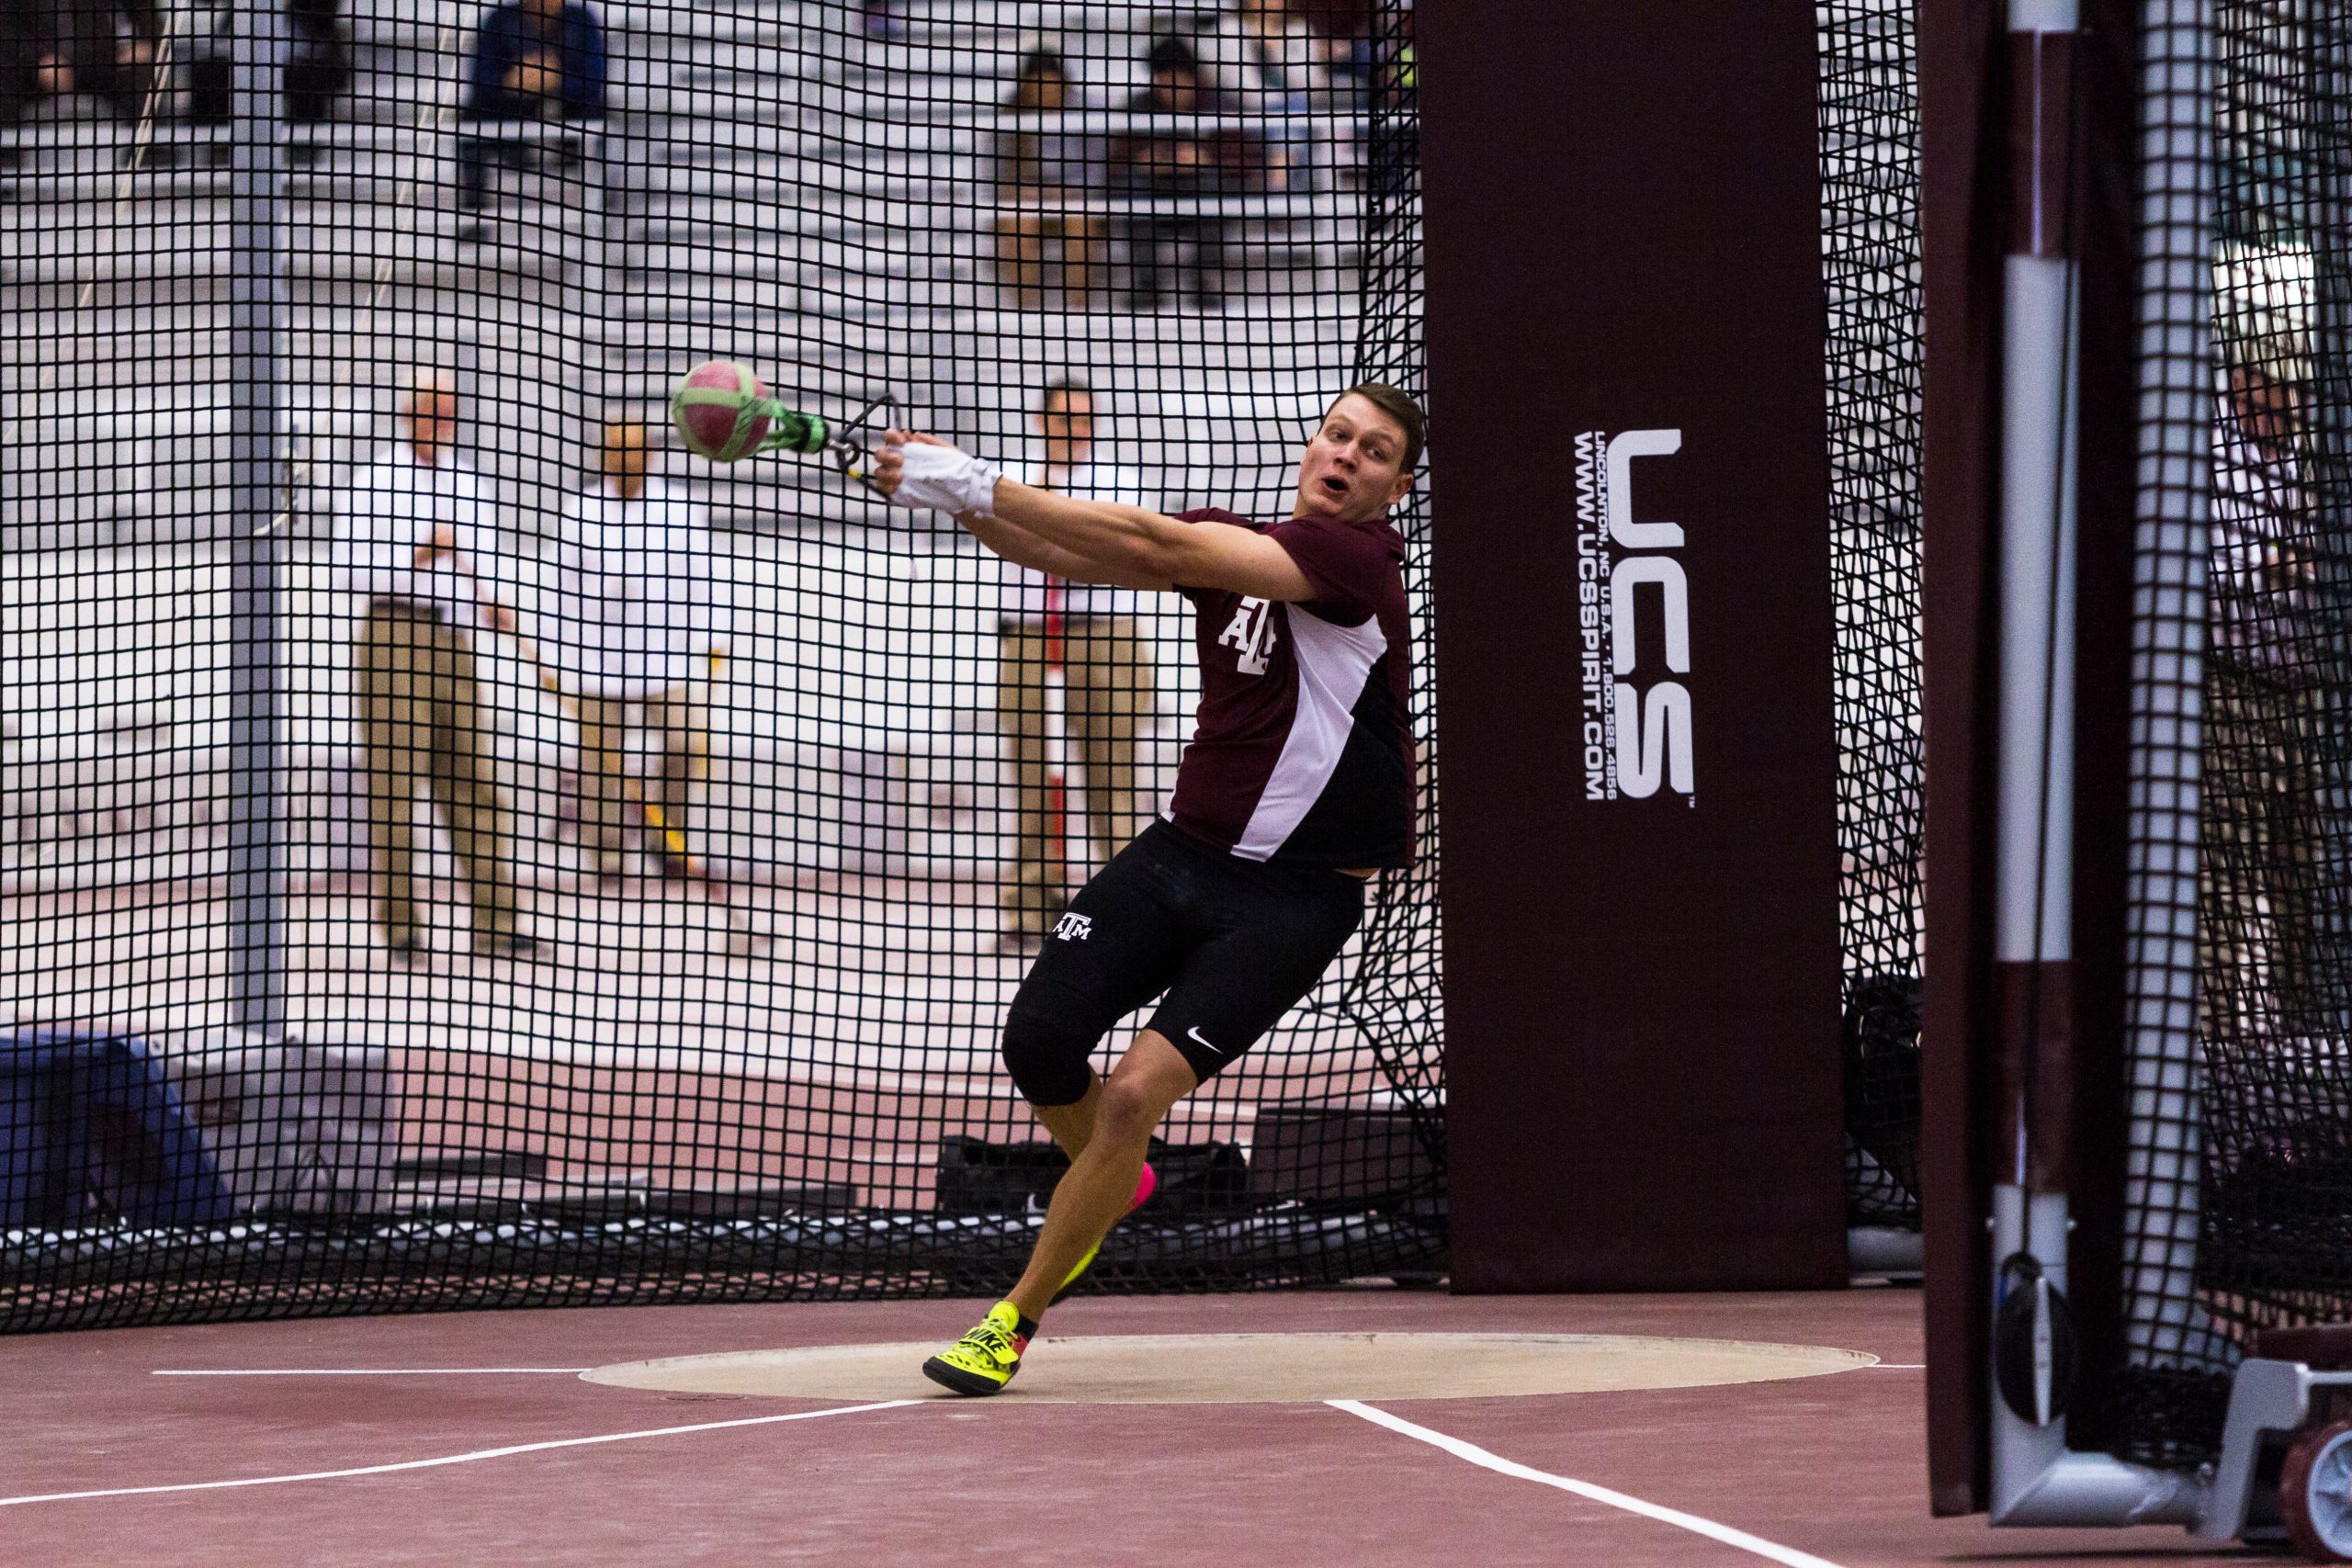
2120;0;2226;1376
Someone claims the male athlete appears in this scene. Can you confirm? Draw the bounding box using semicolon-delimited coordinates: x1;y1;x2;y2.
872;383;1422;1394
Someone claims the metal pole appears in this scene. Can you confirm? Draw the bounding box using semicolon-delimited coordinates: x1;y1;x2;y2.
227;0;288;1041
1987;0;2213;1530
1987;17;2085;1474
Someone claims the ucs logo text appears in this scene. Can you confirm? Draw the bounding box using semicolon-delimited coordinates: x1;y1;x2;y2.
1574;428;1693;802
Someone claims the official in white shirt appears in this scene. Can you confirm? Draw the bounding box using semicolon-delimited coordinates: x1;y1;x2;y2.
2207;359;2325;1036
997;380;1162;947
547;421;731;880
332;377;533;958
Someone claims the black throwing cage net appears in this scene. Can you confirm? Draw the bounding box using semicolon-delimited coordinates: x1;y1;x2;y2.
2;0;1443;1331
1;0;1926;1332
1818;0;1928;1232
2109;0;2352;1471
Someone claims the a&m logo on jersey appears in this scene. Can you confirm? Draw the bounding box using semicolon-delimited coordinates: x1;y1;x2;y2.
1052;911;1093;942
1574;428;1693;804
1218;597;1279;677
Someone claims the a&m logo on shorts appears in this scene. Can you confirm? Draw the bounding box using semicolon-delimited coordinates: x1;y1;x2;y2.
1053;911;1093;942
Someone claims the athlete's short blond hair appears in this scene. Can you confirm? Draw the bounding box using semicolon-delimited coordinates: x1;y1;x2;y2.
1332;382;1424;472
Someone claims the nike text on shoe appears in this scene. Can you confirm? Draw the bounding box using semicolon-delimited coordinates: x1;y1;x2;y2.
922;1301;1033;1396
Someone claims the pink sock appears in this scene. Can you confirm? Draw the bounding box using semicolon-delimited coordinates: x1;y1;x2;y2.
1129;1162;1158;1214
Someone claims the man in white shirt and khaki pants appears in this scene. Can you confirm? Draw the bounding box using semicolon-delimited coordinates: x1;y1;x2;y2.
334;376;533;959
998;379;1159;947
550;420;730;881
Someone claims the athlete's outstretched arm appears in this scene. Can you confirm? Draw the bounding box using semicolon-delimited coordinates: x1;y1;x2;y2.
957;509;1168;592
989;480;1317;601
875;432;1317;602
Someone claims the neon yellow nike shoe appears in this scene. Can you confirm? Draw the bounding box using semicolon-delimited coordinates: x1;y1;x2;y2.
922;1302;1032;1396
1050;1160;1158;1306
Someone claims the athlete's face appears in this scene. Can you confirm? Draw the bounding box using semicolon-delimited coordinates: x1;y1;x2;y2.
1293;394;1415;522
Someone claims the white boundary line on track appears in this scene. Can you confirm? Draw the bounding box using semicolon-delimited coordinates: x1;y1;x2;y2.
0;1399;921;1508
1329;1399;1849;1568
153;1368;592;1377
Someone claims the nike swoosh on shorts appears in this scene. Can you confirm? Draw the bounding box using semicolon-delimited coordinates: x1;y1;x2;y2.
1186;1026;1226;1056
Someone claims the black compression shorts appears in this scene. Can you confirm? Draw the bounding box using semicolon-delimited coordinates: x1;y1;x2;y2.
1007;821;1367;1090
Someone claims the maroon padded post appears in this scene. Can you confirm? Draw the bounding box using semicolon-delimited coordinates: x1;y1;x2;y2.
1916;0;2146;1513
1915;0;2007;1515
1419;0;1847;1292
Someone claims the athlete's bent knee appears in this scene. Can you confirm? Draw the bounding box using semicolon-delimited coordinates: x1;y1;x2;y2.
1001;998;1097;1107
1092;1074;1164;1145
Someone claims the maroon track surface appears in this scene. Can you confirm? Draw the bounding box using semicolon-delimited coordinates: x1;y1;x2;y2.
1;1288;2259;1566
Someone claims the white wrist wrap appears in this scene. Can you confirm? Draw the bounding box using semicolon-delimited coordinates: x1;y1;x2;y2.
892;445;1001;517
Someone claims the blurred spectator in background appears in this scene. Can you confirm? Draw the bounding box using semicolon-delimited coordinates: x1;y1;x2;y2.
993;47;1102;311
0;4;40;126
0;0;162;126
458;0;605;213
996;379;1158;949
2205;356;2340;1037
1107;36;1264;310
334;376;536;961
1293;0;1376;85
188;0;349;128
2212;362;2309;664
1369;2;1413;176
1198;0;1335;190
549;421;729;883
285;0;350;124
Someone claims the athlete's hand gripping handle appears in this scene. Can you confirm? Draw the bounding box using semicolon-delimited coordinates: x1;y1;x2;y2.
873;429;1001;518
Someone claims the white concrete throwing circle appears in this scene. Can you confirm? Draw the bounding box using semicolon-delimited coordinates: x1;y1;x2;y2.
582;1332;1877;1404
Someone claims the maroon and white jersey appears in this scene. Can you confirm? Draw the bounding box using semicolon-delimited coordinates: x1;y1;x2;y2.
1164;508;1417;868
